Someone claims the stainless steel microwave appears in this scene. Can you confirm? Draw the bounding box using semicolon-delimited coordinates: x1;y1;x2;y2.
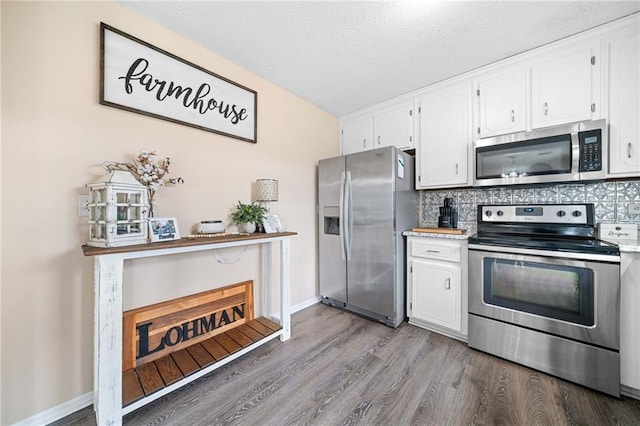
474;119;607;187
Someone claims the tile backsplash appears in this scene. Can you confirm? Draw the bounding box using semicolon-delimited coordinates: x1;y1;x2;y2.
420;179;640;237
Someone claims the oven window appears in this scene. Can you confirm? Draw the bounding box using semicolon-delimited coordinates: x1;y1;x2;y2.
476;134;572;179
483;258;594;326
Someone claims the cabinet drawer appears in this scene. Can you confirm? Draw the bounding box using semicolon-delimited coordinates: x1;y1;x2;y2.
411;240;461;262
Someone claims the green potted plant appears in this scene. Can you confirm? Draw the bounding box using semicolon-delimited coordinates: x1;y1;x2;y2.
230;201;266;233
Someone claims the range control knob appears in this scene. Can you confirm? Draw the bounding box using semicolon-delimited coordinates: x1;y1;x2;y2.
485;210;492;217
572;210;582;217
497;210;504;216
557;210;566;217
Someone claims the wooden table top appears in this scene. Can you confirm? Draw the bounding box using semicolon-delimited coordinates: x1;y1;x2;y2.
81;232;297;256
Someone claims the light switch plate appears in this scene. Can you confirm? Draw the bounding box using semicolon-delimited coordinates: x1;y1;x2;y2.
78;195;90;217
629;203;640;215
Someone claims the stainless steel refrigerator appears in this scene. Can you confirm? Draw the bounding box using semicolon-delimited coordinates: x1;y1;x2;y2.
318;146;417;327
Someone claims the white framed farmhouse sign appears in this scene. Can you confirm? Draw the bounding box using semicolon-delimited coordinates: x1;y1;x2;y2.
100;23;257;143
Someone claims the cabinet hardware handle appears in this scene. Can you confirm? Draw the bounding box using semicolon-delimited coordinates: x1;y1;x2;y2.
445;278;451;290
511;109;515;123
544;102;548;116
363;139;366;148
409;136;413;142
378;136;381;145
409;110;413;116
455;163;459;174
591;103;596;113
628;143;633;159
426;249;440;253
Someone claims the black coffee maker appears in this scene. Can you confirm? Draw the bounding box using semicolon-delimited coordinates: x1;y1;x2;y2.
438;198;458;228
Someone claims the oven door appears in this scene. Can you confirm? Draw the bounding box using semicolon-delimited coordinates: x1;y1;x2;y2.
468;247;620;350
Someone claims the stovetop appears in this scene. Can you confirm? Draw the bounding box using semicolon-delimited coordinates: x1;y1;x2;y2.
470;203;620;256
468;233;621;256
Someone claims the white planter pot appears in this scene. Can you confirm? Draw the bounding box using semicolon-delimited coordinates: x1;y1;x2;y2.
238;222;256;233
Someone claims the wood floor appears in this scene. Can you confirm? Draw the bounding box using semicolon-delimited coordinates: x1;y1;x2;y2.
54;303;640;425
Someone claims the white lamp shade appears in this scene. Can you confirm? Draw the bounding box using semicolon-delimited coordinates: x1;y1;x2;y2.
255;179;278;202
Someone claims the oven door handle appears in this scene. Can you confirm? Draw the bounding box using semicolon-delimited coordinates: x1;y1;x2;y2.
468;243;620;263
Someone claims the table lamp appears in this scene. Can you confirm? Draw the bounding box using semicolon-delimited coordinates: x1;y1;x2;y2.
255;179;278;212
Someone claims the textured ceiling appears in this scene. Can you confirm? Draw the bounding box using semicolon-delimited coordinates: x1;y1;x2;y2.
119;1;640;117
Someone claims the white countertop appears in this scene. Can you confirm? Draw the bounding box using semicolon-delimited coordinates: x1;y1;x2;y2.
613;239;640;253
403;231;468;240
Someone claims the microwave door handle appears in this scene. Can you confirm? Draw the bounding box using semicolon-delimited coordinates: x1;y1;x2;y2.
572;132;581;175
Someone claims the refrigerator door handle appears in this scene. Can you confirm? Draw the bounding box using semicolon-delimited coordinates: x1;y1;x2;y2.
345;171;353;260
339;171;347;260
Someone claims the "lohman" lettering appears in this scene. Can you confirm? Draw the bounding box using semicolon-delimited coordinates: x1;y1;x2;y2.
137;304;245;359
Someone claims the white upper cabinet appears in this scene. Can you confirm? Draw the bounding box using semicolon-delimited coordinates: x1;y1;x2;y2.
607;24;640;177
416;81;472;189
474;68;527;138
530;41;601;129
341;115;373;155
373;101;415;150
340;99;414;155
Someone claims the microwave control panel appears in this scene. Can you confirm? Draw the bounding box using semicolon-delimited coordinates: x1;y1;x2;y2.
579;128;602;172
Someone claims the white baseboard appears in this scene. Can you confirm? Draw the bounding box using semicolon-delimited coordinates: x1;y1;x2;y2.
292;295;322;313
621;384;640;400
13;296;322;425
12;392;93;426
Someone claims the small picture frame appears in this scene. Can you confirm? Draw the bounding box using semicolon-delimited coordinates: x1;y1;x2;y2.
263;213;284;234
148;217;181;242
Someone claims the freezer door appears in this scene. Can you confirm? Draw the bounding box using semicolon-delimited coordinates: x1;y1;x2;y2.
318;155;347;302
346;147;396;317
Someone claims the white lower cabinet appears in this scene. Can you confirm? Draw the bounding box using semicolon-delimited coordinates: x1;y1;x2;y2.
621;251;640;398
407;236;468;341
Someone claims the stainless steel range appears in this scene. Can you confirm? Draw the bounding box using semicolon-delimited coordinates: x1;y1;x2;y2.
468;203;621;397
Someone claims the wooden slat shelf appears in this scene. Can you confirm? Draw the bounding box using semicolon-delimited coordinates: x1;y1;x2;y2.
122;317;282;407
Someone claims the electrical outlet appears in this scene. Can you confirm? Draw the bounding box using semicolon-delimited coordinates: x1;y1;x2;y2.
78;195;90;217
629;203;640;215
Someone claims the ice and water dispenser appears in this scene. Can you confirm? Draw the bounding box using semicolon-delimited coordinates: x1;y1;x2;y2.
323;206;340;235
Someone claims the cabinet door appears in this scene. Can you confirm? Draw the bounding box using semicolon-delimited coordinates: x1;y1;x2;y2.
410;259;461;331
373;101;415;150
531;43;598;129
341;115;373;155
608;25;640;177
416;83;472;189
621;252;640;391
476;69;527;138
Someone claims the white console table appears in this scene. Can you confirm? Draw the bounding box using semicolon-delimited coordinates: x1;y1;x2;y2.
82;232;296;425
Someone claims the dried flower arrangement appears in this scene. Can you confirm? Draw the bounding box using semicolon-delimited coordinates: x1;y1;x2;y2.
103;149;183;217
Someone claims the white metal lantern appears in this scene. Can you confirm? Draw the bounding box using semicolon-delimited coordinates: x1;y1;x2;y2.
86;170;149;247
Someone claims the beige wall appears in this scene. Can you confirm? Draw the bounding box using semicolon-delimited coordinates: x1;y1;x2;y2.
0;1;338;424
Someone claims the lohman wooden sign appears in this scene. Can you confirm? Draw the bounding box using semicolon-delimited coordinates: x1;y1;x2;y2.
123;281;253;370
